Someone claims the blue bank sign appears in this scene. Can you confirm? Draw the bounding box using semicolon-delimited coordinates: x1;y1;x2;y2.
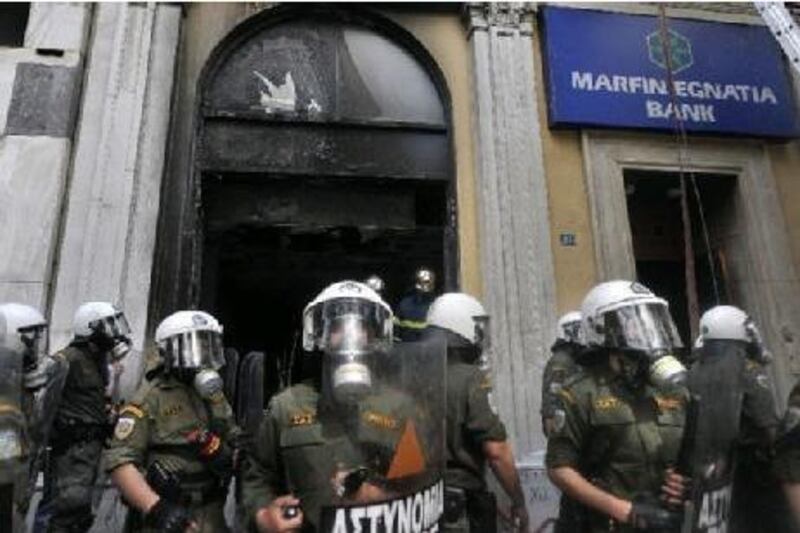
541;7;800;138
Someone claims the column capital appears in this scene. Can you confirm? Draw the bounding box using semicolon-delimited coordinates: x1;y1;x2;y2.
464;2;537;36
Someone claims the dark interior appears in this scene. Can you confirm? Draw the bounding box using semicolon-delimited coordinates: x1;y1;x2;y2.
201;175;446;396
624;169;737;344
0;3;29;48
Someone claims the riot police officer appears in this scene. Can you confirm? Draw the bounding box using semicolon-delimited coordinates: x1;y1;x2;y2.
427;292;529;533
38;301;132;533
775;379;800;528
542;311;584;438
0;303;48;531
688;305;781;533
104;310;240;532
546;280;690;532
242;280;441;532
394;268;436;341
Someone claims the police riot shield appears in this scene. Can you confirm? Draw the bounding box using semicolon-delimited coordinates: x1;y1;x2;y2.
301;336;446;533
28;355;69;457
0;347;28;530
236;351;264;436
222;347;240;412
685;344;748;533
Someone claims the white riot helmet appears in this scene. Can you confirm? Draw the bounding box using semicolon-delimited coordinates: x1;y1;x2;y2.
73;301;132;361
700;305;772;363
581;280;685;386
426;293;491;354
303;281;393;403
556;311;583;344
155;311;225;372
0;303;48;370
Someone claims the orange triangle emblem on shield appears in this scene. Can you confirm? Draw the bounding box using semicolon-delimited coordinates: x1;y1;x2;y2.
386;419;426;479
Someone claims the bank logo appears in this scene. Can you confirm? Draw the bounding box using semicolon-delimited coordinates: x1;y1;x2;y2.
646;28;693;74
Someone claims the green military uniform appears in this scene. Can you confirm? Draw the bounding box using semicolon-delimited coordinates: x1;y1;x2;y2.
546;361;688;533
444;361;507;533
241;379;423;532
103;369;240;533
731;360;785;533
542;340;581;438
41;343;110;533
775;379;800;483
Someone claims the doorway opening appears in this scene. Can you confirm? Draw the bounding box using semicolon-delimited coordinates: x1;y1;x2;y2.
624;169;738;343
201;175;447;398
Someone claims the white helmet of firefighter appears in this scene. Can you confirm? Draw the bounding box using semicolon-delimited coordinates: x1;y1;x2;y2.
700;305;772;363
0;303;48;370
155;310;225;372
364;275;386;295
426;293;491;353
581;280;686;386
556;311;583;344
415;268;436;294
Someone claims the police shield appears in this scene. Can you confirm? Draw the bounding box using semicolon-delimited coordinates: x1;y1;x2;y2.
685;343;748;533
306;336;446;533
0;347;29;529
236;351;264;436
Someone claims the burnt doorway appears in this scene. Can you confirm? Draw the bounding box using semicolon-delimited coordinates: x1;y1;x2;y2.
201;177;447;393
624;169;737;343
190;8;454;397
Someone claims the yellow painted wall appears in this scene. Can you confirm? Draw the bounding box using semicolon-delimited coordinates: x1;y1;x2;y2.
531;27;598;314
768;141;800;273
379;10;482;299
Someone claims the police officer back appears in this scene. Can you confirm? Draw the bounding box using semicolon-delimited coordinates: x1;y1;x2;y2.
687;305;781;533
37;301;132;533
427;292;529;533
546;280;690;532
104;310;240;533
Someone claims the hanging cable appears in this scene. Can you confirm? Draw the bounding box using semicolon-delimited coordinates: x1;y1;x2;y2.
657;5;722;342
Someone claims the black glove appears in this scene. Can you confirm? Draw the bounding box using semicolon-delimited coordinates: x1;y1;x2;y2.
628;495;682;530
145;498;192;533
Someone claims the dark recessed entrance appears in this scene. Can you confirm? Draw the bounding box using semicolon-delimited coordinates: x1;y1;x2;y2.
624;169;737;343
201;176;447;393
174;8;455;398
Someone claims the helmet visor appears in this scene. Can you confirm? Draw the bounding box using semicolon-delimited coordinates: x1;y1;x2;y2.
162;330;224;370
306;298;392;354
603;303;684;352
19;324;48;368
89;312;131;339
560;319;583;344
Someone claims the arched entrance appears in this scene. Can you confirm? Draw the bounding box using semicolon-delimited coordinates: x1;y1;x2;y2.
189;7;455;392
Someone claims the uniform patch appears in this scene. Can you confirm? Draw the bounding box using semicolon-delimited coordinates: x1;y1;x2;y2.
654;396;683;411
595;396;621;410
479;375;492;390
120;405;145;418
114;417;136;440
161;404;183;417
289;411;316;427
364;411;399;430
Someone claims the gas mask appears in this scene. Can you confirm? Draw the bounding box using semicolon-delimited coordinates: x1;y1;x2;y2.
601;303;686;388
193;368;224;400
88;312;132;361
326;314;374;404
